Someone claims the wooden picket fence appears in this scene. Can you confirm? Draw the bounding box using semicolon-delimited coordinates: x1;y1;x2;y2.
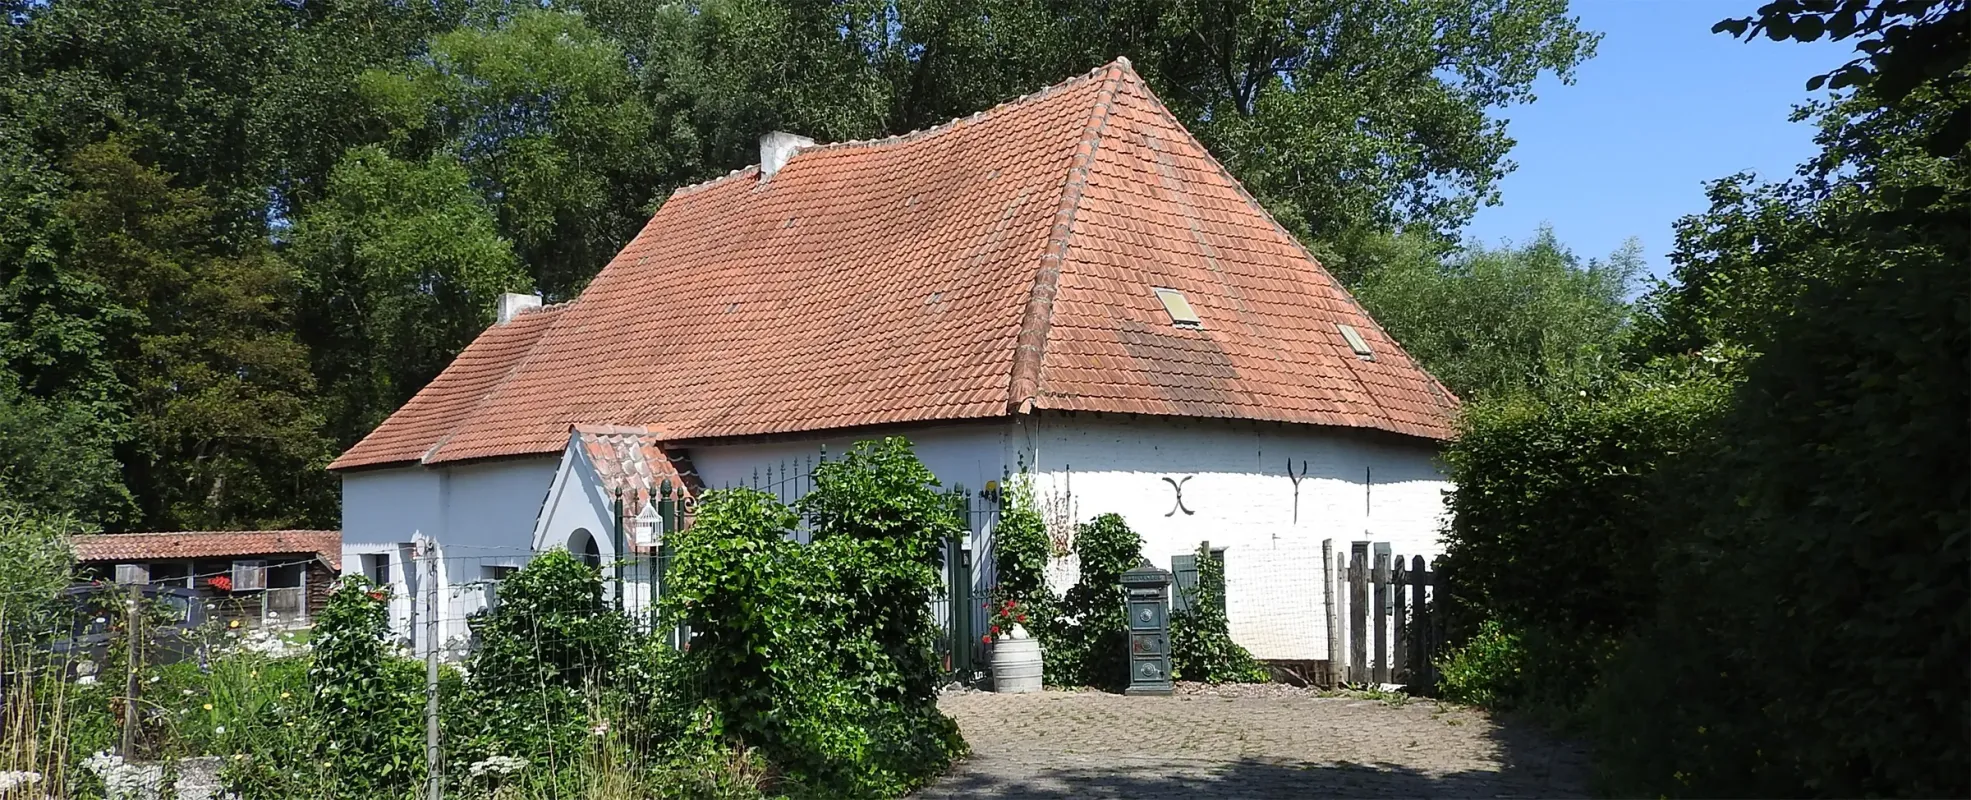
1322;539;1445;689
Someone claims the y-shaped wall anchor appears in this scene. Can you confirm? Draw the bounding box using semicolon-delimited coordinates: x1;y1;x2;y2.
1287;459;1308;524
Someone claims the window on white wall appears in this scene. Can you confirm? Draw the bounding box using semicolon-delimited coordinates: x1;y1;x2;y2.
364;553;391;586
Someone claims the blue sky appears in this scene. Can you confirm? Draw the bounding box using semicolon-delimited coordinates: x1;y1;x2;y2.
1464;1;1854;282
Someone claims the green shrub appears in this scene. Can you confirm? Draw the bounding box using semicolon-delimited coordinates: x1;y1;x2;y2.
665;437;965;798
1168;543;1265;684
1436;369;1731;712
989;474;1056;642
308;576;428;798
1049;513;1141;690
461;547;630;772
0;501;79;644
1590;173;1970;798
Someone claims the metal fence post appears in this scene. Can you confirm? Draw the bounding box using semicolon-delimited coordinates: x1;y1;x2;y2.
423;537;442;800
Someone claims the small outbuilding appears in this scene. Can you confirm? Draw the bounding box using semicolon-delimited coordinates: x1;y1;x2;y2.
71;530;342;628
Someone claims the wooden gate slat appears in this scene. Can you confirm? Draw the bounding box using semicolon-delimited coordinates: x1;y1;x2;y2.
1392;557;1408;685
1372;550;1390;685
1348;549;1368;685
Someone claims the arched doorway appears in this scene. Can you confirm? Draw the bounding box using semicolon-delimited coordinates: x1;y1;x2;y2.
569;528;602;569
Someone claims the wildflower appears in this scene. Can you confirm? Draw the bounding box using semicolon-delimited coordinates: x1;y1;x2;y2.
0;771;42;792
980;634;990;644
182;689;195;696
215;725;226;735
203;703;213;710
591;720;610;736
280;692;291;699
229;619;242;629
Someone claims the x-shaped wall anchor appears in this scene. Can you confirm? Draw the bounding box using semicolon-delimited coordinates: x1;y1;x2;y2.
1162;475;1195;516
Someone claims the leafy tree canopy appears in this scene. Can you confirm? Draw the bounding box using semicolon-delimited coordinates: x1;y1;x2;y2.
1350;227;1640;401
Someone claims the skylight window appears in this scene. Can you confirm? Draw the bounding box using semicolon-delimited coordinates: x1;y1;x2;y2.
1336;323;1374;360
1153;288;1202;328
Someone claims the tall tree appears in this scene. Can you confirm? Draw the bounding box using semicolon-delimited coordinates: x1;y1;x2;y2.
289;147;529;447
645;0;1599;267
358;8;666;298
1350;228;1640;401
54;139;333;529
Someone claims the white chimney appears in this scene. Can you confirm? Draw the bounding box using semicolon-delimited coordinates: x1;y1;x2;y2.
497;292;542;324
758;131;814;181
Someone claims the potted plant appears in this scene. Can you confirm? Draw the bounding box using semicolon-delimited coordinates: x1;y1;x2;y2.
988;599;1042;693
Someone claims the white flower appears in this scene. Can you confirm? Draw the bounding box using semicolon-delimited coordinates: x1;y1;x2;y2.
213;725;226;735
0;771;43;792
77;674;98;686
182;689;195;696
467;754;528;778
591;720;610;736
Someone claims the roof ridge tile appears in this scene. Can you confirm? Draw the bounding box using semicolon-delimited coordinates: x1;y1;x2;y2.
1007;60;1128;413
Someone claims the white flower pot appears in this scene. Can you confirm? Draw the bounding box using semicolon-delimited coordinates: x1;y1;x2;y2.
990;637;1043;693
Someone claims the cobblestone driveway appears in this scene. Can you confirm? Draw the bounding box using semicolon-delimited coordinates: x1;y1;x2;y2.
917;687;1590;799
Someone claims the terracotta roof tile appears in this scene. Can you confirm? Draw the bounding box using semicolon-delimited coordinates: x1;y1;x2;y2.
334;58;1455;470
73;531;342;571
330;304;567;470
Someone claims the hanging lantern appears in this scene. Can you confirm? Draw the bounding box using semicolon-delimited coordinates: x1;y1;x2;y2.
632;499;664;547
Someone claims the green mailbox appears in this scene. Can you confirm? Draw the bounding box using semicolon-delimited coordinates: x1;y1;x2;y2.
1121;559;1174;696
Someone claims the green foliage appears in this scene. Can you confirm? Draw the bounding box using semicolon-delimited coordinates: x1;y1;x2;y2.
1434;618;1611;722
1443;5;1969;796
461;548;630;774
1168;544;1266;684
1048;513;1142;690
0;501;80;644
0;378;132;525
799;438;962;704
288;145;529;449
310;577;427;796
1351;228;1641;401
359;8;666;299
665;438;965;798
987;476;1057;670
1440;369;1735;647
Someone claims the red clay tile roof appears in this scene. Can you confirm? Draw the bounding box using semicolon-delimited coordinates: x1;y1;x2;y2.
571;425;701;553
73;531;343;571
572;425;701;496
333;58;1456;470
330;303;566;470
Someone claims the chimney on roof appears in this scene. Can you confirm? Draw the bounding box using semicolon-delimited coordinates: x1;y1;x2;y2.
497;292;542;324
758;131;814;181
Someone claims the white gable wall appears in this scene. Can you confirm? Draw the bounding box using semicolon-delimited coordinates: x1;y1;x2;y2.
340;456;558;653
1016;413;1447;661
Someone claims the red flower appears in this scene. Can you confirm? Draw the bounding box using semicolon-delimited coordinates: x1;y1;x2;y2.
990;625;1001;635
1017;614;1027;623
207;576;233;592
366;590;387;602
980;634;990;644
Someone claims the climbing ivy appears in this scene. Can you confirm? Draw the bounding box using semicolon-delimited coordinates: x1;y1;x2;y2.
1048;513;1141;690
1169;542;1266;684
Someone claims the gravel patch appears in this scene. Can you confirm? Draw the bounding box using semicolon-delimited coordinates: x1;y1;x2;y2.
917;689;1590;799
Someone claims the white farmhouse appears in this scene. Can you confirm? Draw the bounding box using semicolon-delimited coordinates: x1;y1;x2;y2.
331;58;1459;663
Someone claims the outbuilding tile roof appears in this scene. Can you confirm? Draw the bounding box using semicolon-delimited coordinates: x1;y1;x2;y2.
333;58;1456;471
73;531;343;571
572;425;700;496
